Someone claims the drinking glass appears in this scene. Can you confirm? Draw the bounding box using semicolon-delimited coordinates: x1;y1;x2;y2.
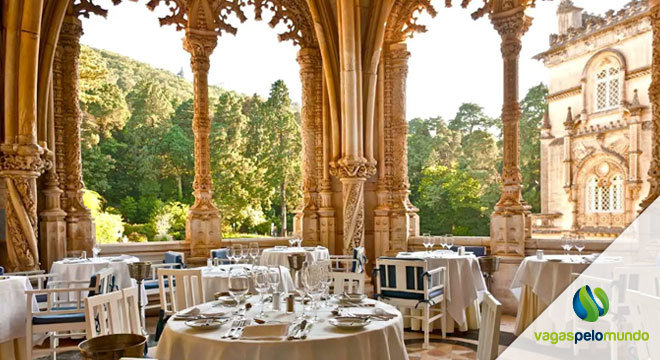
239;245;248;264
252;267;270;317
302;263;323;323
226;246;235;264
575;235;585;258
92;245;101;259
295;238;303;247
445;234;454;251
267;266;281;310
249;243;260;265
561;234;573;258
423;233;433;253
232;244;243;264
80;250;87;260
228;267;249;315
318;261;333;307
288;238;296;247
207;258;213;269
440;235;448;250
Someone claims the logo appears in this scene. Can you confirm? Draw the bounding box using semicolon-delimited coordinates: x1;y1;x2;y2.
572;285;609;322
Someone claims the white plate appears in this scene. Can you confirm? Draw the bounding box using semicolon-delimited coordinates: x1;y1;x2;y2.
338;293;367;303
185;318;227;330
329;317;371;329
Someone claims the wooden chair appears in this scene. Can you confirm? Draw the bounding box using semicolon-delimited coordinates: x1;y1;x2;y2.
154;268;204;341
627;289;660;360
331;271;365;295
84;290;127;339
375;257;447;348
476;293;501;360
329;246;366;273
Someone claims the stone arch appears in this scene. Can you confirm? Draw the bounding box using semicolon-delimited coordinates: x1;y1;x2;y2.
581;48;628;114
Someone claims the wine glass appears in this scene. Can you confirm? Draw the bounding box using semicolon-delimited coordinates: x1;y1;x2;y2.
423;233;433;253
249;243;260;265
302;263;323;323
228;267;249;314
445;234;454;252
295;238;302;247
288;238;296;248
252;266;270;317
561;234;573;259
232;244;243;264
226;246;235;264
239;245;248;264
575;235;586;259
440;235;448;250
92;244;101;259
318;261;333;307
267;266;281;309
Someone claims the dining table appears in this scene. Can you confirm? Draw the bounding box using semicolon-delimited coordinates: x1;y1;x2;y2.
0;276;38;360
49;255;146;303
196;265;296;302
259;246;330;269
510;254;622;335
395;250;486;332
155;295;408;360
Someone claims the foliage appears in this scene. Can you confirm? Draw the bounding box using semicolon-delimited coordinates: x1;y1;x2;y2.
94;212;125;244
519;83;548;212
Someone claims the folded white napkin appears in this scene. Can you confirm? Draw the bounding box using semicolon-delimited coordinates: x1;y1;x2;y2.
241;324;289;340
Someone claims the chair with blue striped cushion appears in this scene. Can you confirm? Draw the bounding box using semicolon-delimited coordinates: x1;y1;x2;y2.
0;266;4;275
329;246;367;273
374;257;447;349
164;251;186;268
210;248;232;265
449;246;487;257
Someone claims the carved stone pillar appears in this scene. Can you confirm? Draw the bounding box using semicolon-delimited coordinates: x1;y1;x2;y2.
294;47;322;245
563;107;578;230
383;43;416;254
335;158;373;255
184;32;222;259
490;10;531;257
56;15;95;255
39;151;67;271
0;145;49;271
641;3;660;211
628;90;644;221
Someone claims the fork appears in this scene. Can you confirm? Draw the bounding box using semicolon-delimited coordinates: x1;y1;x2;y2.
222;320;241;339
230;319;251;339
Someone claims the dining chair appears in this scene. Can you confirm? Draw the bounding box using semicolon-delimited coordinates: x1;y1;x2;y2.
329;246;367;273
210;248;232;264
449;246;487;257
163;251;186;268
84;289;128;339
374;257;447;348
0;266;3;275
155;268;204;341
626;289;660;360
476;292;501;360
331;271;365;295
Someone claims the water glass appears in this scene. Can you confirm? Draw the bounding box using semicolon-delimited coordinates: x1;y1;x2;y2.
575;235;586;257
267;266;282;309
232;244;244;264
445;234;454;251
228;267;249;314
253;267;270;317
249;243;260;264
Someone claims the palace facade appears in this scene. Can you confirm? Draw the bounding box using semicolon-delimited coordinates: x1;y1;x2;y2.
535;0;653;238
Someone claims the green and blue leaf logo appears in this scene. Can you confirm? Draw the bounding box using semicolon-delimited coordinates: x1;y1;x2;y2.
572;285;609;322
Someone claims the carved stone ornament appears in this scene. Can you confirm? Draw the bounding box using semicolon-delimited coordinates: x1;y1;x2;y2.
641;4;660;210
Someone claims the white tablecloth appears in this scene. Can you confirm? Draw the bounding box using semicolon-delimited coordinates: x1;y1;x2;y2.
396;251;486;328
49;255;146;303
259;247;330;269
510;254;621;335
0;277;38;360
155;297;408;360
197;265;296;302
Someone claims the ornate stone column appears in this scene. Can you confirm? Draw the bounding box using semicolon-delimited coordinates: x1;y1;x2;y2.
383;42;416;254
334;159;373;255
293;47;322;245
184;32;222;259
563;107;578;230
55;15;95;255
641;2;660;211
489;9;531;257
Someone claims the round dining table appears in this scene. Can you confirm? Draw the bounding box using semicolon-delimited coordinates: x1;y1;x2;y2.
0;276;38;360
511;254;622;335
259;246;330;269
196;265;296;301
49;255;146;303
396;250;486;332
155;296;408;360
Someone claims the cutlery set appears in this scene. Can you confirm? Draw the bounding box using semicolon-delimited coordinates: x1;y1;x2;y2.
221;319;252;339
286;320;311;340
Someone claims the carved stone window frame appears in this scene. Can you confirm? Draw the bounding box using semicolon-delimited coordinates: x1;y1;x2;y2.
582;49;627;115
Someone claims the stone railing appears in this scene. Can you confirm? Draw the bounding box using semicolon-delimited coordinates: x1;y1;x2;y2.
99;237;297;264
407;236;490;253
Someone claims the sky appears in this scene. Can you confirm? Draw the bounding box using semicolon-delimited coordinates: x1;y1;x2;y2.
80;0;631;121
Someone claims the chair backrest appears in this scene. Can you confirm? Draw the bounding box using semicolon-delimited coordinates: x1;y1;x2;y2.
331;271;365;295
626;290;660;360
0;266;4;275
122;287;142;335
210;248;229;259
351;247;366;273
477;293;502;360
84;290;127;339
89;267;115;296
375;257;435;298
164;251;185;267
157;268;204;314
449;246;487;257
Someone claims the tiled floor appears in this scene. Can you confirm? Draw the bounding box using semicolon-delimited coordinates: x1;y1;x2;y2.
38;315;518;359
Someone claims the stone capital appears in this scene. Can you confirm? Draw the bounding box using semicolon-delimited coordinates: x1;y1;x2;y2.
0;143;49;177
491;9;532;42
184;31;218;72
331;156;377;179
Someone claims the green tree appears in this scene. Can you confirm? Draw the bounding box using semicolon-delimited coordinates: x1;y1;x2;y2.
519;83;548;212
449;103;497;136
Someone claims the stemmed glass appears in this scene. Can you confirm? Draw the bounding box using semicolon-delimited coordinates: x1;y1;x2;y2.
239;245;248;264
92;244;101;259
295;238;302;247
228;267;249;315
318;261;333;308
267;266;281;310
302;263;323;323
288;238;296;248
252;267;270;317
422;233;432;253
226;246;235;264
574;235;585;259
248;243;260;265
232;244;243;264
445;234;454;252
561;234;574;259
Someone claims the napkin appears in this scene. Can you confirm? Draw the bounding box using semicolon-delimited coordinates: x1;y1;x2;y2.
240;324;289;340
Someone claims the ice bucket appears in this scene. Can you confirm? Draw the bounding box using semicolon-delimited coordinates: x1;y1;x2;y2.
78;333;146;360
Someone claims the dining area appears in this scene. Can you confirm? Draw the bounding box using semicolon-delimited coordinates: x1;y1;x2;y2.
0;236;514;360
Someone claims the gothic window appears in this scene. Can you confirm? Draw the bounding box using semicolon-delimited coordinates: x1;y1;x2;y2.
594;64;620;111
586;175;624;213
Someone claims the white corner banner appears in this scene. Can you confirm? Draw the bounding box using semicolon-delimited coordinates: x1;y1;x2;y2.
499;198;660;359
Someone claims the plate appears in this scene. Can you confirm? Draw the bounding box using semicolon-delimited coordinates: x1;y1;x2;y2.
185;318;227;330
329;317;371;329
215;296;238;306
547;259;563;263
